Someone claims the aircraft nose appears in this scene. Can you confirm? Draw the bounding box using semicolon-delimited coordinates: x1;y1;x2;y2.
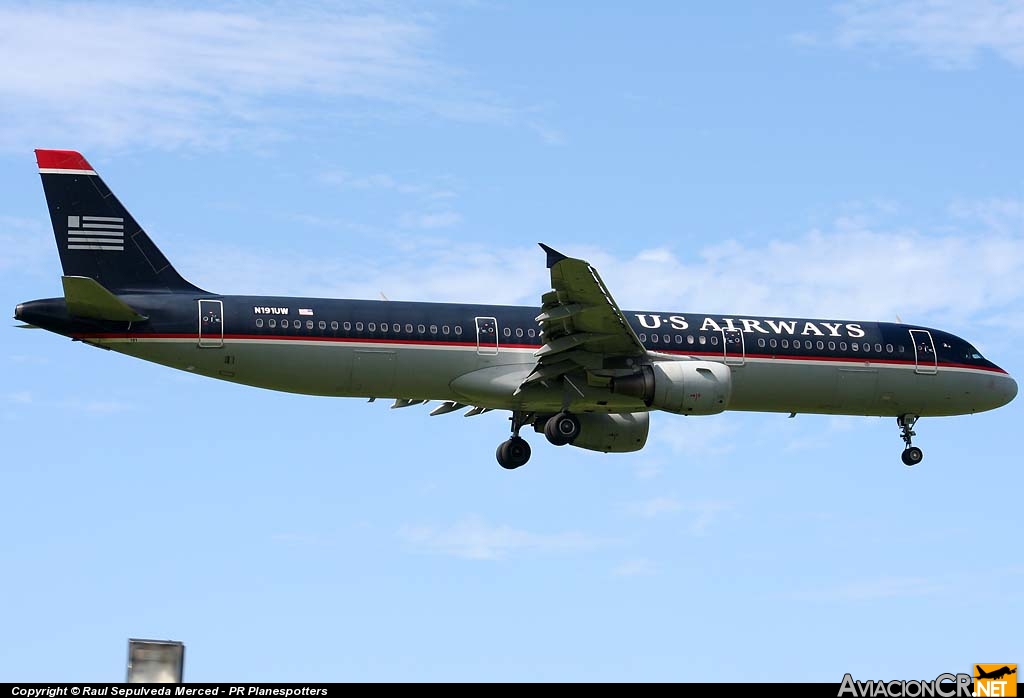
1001;373;1018;406
15;303;23;319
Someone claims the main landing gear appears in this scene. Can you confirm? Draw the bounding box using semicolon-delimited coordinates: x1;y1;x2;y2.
898;414;924;466
543;411;580;447
494;410;582;469
496;411;532;470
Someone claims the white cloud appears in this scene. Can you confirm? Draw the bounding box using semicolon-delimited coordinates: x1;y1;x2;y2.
683;501;733;537
59;398;135;415
0;3;530;151
5;391;33;405
398;211;463;229
319;170;458;201
625;496;683;519
399;515;603;560
596;207;1024;330
623;496;733;535
0;216;56;275
833;0;1024;68
791;575;945;602
161;197;1024;339
651;415;738;458
613;558;657;577
177;239;548;305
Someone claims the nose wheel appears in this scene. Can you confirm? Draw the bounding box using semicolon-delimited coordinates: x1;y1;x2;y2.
898;414;924;466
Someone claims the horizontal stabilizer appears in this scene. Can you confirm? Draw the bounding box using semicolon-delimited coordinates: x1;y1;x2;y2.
62;276;148;322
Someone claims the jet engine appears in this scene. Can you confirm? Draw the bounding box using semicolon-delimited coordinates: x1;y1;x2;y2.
611;361;732;415
567;412;650;453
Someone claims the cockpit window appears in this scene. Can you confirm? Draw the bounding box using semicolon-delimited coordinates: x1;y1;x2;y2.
964;344;983;361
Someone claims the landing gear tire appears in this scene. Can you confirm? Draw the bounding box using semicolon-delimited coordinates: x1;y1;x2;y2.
496;436;531;469
544;411;580;446
901;446;923;467
897;414;923;466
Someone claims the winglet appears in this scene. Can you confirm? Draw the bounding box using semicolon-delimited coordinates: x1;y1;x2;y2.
538;243;569;269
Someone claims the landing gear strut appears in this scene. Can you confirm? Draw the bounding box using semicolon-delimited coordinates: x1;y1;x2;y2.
898;414;924;466
496;411;532;470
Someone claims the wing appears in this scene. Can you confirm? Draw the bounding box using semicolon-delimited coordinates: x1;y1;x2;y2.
517;244;647;392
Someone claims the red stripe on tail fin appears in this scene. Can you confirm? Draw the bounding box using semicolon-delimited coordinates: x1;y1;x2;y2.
35;149;94;171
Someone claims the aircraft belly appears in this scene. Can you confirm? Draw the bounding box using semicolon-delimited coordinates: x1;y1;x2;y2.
102;339;999;417
110;339;535;401
727;360;991;417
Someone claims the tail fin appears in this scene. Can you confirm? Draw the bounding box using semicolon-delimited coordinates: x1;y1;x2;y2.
35;149;206;294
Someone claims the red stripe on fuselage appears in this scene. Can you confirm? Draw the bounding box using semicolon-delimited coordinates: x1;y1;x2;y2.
73;333;1009;374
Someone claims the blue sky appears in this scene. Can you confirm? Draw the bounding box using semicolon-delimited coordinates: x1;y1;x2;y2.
1;0;1022;682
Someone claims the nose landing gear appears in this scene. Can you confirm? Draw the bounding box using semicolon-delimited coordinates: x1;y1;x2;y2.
898;414;924;466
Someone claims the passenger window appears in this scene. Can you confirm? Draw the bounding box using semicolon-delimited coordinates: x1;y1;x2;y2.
897;345;904;353
528;329;536;338
711;336;719;345
430;325;438;334
306;320;314;330
817;340;824;350
516;328;524;338
663;334;670;343
269;319;276;328
840;341;847;350
699;336;706;345
758;338;766;348
687;335;694;345
639;333;647;342
318;321;326;330
394;323;401;332
368;322;376;332
503;328;511;337
886;344;893;353
292;320;300;329
875;343;882;353
256;318;264;328
852;342;859;351
828;341;835;350
651;334;659;343
781;339;789;348
418;324;425;333
454;326;462;335
442;326;450;335
769;338;777;348
380;323;387;333
675;335;682;344
356;322;363;331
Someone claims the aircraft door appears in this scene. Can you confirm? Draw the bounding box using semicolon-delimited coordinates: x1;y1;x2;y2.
198;299;224;348
722;328;745;366
909;329;937;375
475;316;499;356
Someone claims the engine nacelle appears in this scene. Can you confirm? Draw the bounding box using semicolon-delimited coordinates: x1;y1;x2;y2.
569;412;650;453
611;360;732;415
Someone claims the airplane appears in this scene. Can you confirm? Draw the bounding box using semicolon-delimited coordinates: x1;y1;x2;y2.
14;149;1018;470
976;666;1017;681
